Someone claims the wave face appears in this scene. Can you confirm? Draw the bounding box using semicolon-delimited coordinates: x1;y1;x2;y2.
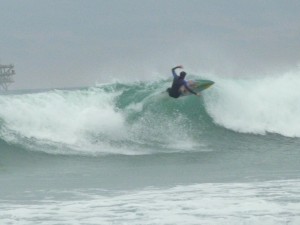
0;81;213;155
0;73;299;156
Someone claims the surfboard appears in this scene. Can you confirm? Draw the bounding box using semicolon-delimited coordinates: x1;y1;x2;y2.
181;79;214;96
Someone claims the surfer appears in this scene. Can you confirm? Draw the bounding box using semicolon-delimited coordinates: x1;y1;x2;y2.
167;65;200;98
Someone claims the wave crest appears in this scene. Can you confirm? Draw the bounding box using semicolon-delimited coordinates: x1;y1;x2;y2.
205;71;300;137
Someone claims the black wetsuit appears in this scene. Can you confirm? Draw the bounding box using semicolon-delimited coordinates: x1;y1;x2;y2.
167;67;197;98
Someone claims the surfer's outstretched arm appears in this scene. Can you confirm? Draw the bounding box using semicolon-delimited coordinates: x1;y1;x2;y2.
171;65;183;78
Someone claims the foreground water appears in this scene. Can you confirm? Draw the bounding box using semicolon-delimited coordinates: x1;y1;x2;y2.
1;75;300;224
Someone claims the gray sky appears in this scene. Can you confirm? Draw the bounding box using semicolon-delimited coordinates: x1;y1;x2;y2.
1;0;300;89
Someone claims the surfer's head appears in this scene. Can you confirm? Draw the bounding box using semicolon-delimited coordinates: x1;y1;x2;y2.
179;71;186;79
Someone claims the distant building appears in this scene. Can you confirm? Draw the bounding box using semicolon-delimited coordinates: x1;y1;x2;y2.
0;64;15;91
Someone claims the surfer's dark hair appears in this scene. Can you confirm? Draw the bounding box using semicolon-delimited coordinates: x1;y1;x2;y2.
179;71;186;79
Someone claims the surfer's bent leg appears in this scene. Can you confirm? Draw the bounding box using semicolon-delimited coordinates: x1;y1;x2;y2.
187;80;197;88
179;85;187;94
179;81;196;95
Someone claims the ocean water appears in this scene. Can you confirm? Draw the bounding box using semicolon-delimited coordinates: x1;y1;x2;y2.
1;74;300;224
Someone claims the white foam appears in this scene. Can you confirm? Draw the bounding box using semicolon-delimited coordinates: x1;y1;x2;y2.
0;88;128;155
1;180;300;224
204;70;300;137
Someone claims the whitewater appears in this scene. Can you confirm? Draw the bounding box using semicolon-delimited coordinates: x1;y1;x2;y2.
1;73;300;224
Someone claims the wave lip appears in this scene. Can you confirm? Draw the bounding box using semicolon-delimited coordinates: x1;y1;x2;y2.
205;71;300;137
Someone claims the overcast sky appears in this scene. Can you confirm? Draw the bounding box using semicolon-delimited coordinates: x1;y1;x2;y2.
1;0;300;89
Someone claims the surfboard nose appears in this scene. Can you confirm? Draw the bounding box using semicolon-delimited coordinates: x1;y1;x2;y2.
201;80;215;87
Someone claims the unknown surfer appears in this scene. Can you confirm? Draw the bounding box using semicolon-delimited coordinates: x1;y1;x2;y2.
167;65;200;98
